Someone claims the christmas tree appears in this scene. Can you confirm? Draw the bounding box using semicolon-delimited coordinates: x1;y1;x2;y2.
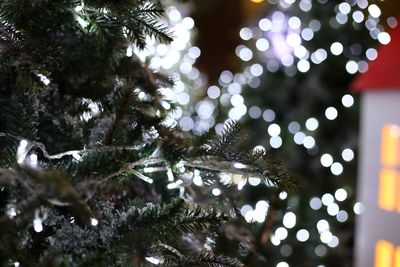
0;0;297;266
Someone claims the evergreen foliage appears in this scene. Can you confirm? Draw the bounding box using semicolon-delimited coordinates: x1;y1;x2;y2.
0;0;297;266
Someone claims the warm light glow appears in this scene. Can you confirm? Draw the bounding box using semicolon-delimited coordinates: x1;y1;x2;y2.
250;0;264;3
381;125;399;167
398;172;400;214
375;240;394;267
378;169;397;211
396;247;400;267
378;124;400;213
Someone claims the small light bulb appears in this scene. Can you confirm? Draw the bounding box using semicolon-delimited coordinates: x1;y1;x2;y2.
91;218;99;226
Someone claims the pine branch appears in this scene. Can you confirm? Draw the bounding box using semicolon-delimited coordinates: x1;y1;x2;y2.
135;16;173;45
160;244;243;267
133;3;165;18
184;251;244;267
200;121;241;160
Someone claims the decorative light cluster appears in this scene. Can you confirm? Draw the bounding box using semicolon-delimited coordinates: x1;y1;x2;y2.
194;0;395;263
240;200;270;223
238;0;396;78
129;6;214;134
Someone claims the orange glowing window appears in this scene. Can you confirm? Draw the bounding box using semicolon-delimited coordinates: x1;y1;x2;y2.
378;124;400;212
375;240;400;267
378;169;397;211
375;240;394;267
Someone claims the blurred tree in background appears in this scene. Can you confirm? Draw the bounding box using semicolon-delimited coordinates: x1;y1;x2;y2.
188;0;400;266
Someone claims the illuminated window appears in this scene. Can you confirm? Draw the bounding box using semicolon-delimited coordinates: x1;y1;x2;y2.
375;240;400;267
379;125;400;212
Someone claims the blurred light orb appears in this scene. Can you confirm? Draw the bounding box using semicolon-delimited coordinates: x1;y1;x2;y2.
346;60;358;74
276;262;289;267
315;245;327;257
294;45;308;59
297;59;310;72
335;188;348;201
249;177;261;186
312;48;327;63
354;202;366;214
182;17;195;30
338;2;351;15
268;123;281;136
357;0;368;9
250;64;264;76
288;16;301;29
256;200;269;211
377;32;391;45
358;60;369;73
288;121;300;133
188;46;201;58
179;116;194;131
301;28;314;41
310;197;322;210
275;227;288;240
320;153;334;167
239;47;253;61
270;136;283;148
287;33;302;48
296;229;310;242
387;17;398;28
342;148;354;161
368;4;381;18
281;54;294;67
325;107;338;120
256;38;270;52
177;92;190;105
207;86;220;99
294;131;306;145
240;204;253;217
317;219;330;233
336;13;348;24
267;60;280;72
330;162;343;175
299;0;312;12
352;10;364;23
251;0;265;3
322;193;334;206
279;191;288;200
249;106;262;119
327;203;340;216
263;109;276;122
259;18;272;31
328;236;340;248
336;210;349;222
283;212;296;228
220;70;233;84
330;42;343;55
240;27;253;40
309;19;321;31
196;100;215;119
303;136;316;149
320;231;333;244
366;48;378;61
341;94;354;107
227;83;242;95
271;234;281;246
230;94;244;107
168;8;181;22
